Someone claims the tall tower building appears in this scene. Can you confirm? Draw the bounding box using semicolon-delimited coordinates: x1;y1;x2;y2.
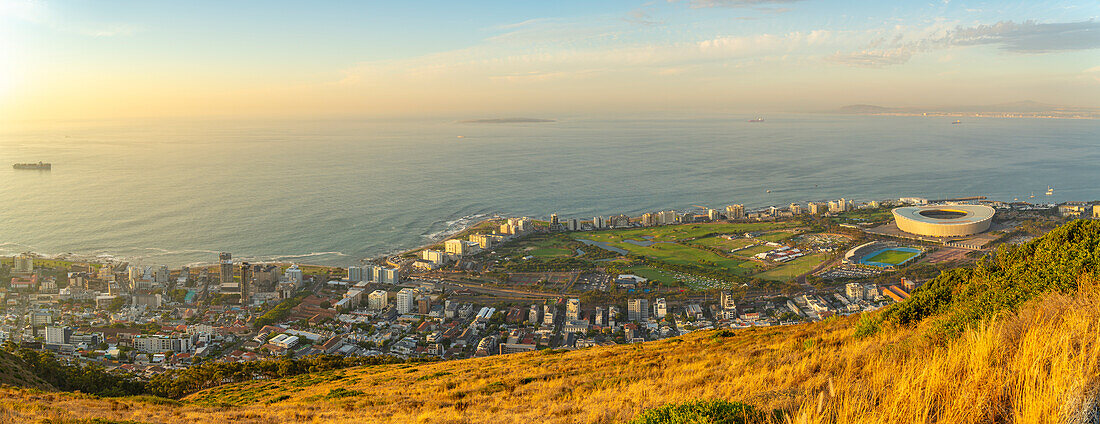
725;204;745;219
219;252;233;286
239;262;253;303
549;214;559;230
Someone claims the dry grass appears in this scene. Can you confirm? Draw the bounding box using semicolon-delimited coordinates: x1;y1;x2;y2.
1;291;1099;423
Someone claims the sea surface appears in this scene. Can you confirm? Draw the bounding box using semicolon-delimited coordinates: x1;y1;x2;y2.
1;114;1097;267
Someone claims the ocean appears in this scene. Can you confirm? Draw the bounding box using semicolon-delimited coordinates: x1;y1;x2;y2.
1;114;1097;267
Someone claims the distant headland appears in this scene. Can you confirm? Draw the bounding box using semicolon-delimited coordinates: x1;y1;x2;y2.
457;118;556;124
835;100;1100;119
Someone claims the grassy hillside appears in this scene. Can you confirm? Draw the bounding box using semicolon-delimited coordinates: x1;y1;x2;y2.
0;220;1098;423
0;350;54;391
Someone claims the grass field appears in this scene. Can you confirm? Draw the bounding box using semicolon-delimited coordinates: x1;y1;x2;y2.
622;266;679;284
755;253;828;281
685;236;756;251
865;249;919;265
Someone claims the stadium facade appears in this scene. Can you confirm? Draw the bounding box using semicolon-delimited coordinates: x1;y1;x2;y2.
892;205;995;237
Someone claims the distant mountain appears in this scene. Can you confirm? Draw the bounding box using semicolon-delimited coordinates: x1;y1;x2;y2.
458;118;556;124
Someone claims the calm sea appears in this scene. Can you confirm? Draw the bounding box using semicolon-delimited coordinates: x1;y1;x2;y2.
1;114;1097;267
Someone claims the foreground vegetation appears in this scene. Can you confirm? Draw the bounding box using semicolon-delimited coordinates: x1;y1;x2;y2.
0;220;1097;423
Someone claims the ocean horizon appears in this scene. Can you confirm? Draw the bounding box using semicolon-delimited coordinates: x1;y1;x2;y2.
2;114;1097;267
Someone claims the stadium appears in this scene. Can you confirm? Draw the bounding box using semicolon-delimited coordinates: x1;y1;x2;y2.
892;205;995;237
844;241;923;269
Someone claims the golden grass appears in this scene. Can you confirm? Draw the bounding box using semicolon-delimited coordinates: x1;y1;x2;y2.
1;291;1099;423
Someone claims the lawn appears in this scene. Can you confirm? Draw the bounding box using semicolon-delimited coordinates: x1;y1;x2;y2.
608;242;757;276
732;244;775;257
757;231;797;243
582;222;795;244
754;253;828;281
686;237;756;251
865;249;920;265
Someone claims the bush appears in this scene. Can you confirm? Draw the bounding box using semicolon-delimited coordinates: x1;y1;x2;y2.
630;399;775;424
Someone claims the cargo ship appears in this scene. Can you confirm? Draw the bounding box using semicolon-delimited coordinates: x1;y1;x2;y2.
13;161;51;170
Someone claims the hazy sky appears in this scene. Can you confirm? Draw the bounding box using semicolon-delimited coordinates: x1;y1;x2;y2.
1;0;1097;121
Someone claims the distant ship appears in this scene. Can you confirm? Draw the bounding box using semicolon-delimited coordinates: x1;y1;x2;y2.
1046;186;1054;196
748;117;765;122
951;120;962;124
13;161;51;170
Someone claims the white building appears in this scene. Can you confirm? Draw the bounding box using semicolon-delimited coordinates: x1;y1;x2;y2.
653;298;667;319
628;298;649;322
421;250;447;265
45;326;71;345
368;290;388;310
284;265;303;286
396;288;417;314
566;298;581;321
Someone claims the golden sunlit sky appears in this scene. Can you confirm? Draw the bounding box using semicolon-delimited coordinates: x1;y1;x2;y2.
1;0;1098;122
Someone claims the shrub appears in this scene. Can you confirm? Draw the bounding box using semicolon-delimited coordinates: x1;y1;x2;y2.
630;399;775;424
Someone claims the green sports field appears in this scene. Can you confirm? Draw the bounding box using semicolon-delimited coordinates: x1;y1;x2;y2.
865;249;919;265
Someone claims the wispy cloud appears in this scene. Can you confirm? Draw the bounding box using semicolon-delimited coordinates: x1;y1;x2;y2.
672;0;803;8
831;19;1100;67
948;20;1100;53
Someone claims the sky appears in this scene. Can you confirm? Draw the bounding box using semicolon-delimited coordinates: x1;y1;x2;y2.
0;0;1097;122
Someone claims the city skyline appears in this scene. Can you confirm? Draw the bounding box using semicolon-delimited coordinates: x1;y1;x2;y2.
0;0;1098;123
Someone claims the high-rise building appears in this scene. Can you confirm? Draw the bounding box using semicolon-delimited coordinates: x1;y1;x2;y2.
566;298;581;321
628;298;649;322
707;208;721;221
239;262;253;301
568;218;579;231
529;304;540;324
13;253;33;275
721;291;737;311
543;304;556;326
445;239;470;257
846;282;864;302
725;204;745;219
155;265;170;284
640;213;656;227
593;216;606;229
219;252;233;287
549;213;559;229
367;290;388;310
348;266;363;282
383;268;400;284
396;288;417;314
594;306;606;326
421;250;447;265
284;264;303;286
809;202;827;215
654;298;667;319
657;210;678;225
789;203;804;215
45;326;71;345
417;295;431;315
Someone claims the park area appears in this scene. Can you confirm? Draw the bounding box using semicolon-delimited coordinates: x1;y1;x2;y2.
486;221;841;288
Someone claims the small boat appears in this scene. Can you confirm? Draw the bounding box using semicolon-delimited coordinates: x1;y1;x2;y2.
951;120;962;124
748;117;765;123
766;189;772;193
13;161;51;170
1045;186;1054;196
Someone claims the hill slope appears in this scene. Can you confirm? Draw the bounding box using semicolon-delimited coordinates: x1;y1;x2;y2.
0;220;1098;423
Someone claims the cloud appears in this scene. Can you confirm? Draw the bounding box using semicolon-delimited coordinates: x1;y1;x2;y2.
830;19;1100;68
673;0;803;8
829;47;915;67
947;20;1100;53
625;8;664;26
